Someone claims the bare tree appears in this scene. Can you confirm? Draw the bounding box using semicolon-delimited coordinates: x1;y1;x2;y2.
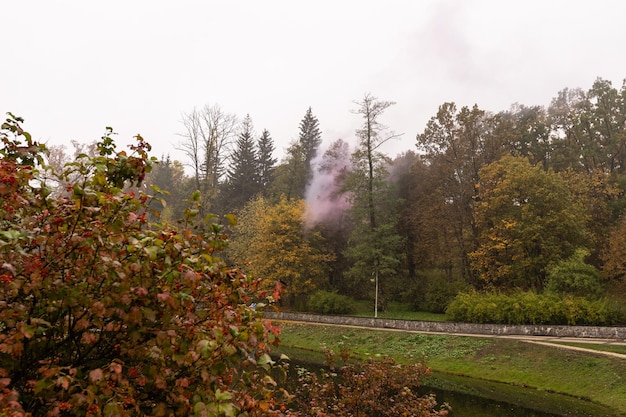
177;104;238;210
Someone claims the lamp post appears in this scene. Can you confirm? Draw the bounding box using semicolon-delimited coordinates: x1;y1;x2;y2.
372;270;379;318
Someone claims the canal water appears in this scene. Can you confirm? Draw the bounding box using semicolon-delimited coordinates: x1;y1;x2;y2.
421;373;617;417
282;358;619;416
424;386;563;417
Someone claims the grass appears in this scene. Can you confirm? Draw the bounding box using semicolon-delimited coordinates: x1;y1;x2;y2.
273;321;626;416
350;300;450;321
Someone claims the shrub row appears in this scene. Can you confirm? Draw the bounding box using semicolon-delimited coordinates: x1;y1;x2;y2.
446;290;626;325
307;290;357;315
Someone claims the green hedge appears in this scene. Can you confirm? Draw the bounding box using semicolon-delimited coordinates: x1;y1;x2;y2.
307;290;357;315
446;290;625;325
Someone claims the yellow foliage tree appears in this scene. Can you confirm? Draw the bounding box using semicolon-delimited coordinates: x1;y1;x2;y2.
470;156;592;290
228;196;334;307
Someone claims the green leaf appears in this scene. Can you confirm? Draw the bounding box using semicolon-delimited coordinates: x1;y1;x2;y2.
144;245;159;260
257;353;275;370
193;401;206;416
72;183;84;196
0;230;21;241
33;378;55;394
221;403;237;417
197;339;217;357
215;388;232;401
224;213;237;226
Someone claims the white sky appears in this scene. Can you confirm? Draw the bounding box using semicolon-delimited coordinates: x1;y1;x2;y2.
3;0;626;164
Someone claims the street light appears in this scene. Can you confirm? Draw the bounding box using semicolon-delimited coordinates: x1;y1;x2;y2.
372;270;379;318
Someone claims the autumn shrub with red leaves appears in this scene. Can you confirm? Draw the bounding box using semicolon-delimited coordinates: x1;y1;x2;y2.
291;349;449;417
0;114;293;416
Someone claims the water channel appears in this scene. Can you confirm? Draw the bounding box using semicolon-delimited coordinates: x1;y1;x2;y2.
421;372;617;417
282;355;619;416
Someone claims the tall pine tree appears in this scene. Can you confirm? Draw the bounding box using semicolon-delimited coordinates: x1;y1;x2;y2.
222;114;259;212
299;106;322;172
256;129;277;194
271;107;322;200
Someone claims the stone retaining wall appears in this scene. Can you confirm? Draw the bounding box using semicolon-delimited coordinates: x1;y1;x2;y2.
263;311;626;340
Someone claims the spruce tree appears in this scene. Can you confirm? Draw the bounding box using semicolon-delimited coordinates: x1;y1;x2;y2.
256;129;277;193
222;114;259;212
299;106;322;170
271;107;322;200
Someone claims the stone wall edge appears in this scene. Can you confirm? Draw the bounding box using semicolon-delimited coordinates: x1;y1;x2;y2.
262;311;626;340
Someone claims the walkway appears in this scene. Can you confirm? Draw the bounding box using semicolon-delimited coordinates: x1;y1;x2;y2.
265;311;626;360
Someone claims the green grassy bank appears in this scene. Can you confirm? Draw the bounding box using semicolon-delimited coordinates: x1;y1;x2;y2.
273;322;626;416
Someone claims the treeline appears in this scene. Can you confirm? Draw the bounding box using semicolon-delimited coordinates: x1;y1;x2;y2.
131;78;626;315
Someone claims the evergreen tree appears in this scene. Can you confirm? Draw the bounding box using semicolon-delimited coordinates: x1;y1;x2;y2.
256;129;277;193
271;107;323;200
299;106;322;171
222;114;259;212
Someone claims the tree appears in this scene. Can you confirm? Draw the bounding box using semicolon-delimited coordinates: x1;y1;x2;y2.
228;196;334;308
221;115;260;213
469;155;592;290
559;168;621;266
144;155;190;221
178;104;238;212
351;94;399;229
547;79;626;175
499;104;552;169
304;138;352;228
398;153;457;277
585;78;626;174
416;103;504;283
270;108;322;201
602;214;626;282
269;143;304;201
0;115;292;416
298;107;322;175
303;139;353;291
545;248;603;299
546;87;591;172
256;129;277;194
343;94;404;306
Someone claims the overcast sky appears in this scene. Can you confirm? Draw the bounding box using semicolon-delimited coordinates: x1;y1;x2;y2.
4;1;626;164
